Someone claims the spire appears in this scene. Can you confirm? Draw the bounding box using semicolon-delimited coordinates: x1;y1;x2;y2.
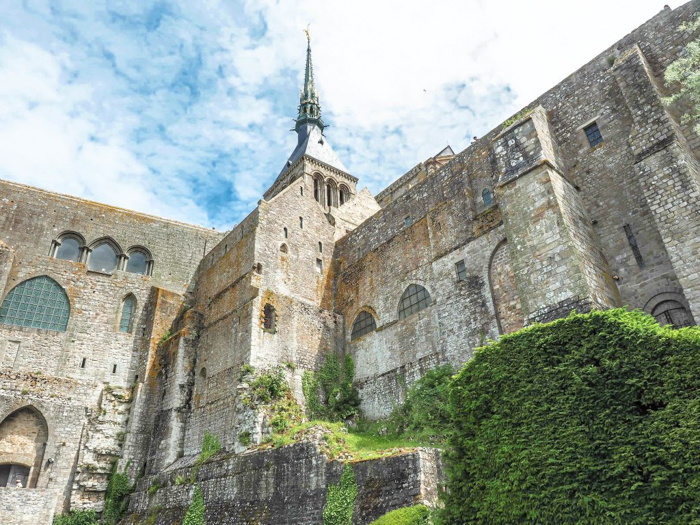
296;29;324;132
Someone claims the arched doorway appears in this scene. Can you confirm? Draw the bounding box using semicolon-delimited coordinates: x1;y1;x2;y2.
0;406;48;488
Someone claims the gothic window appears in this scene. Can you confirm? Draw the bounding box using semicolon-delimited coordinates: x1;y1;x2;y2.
652;300;692;328
0;276;70;331
119;295;136;333
263;303;276;332
351;310;377;340
455;260;467;281
88;241;120;273
398;284;432;320
126;248;152;275
482;189;493;206
280;243;288;253
326;179;338;208
584;122;603;148
339;184;350;206
54;234;83;262
314;178;320;202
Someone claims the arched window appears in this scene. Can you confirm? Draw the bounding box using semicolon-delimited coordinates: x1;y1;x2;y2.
326;179;338;208
351;310;377;340
88;241;120;273
652;300;692;328
482;189;493;206
314;178;320;202
53;233;84;262
119;295;136;333
263;303;276;332
0;406;48;488
339;188;346;205
280;243;288;253
126;248;152;275
398;284;432;320
0;276;70;331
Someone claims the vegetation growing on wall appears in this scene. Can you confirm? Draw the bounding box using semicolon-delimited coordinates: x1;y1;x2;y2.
368;505;430;525
302;353;360;422
441;309;700;524
52;510;99;525
103;461;134;525
183;485;205;525
197;431;221;465
664;13;700;133
322;464;357;525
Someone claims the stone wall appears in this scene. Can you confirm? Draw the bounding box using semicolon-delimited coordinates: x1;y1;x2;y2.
0;487;57;524
127;442;443;525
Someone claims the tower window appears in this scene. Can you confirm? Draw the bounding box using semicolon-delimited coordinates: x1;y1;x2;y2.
263;303;276;332
314;179;320;202
284;227;288;239
316;258;323;273
455;260;467;281
584;122;603;148
318;242;323;253
300;186;304;196
80;358;86;369
482;189;493;206
327;185;332;207
299;217;304;229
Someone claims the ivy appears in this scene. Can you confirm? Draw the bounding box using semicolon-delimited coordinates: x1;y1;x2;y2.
322;465;357;525
664;13;700;134
441;308;700;524
303;353;360;422
102;461;134;525
369;505;430;525
52;510;98;525
183;485;206;525
197;431;221;466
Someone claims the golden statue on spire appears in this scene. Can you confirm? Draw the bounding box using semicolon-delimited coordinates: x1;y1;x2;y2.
304;24;310;43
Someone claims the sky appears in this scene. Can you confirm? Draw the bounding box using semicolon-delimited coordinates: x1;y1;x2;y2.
0;0;674;229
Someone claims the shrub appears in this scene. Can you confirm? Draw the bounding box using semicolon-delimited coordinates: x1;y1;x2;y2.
303;353;360;421
183;485;205;525
102;462;133;525
369;505;430;525
441;309;700;524
53;510;98;525
664;13;700;134
323;465;357;525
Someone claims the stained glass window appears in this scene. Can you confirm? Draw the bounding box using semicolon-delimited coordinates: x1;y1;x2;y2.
119;295;135;333
0;276;70;331
398;284;431;320
351;311;376;340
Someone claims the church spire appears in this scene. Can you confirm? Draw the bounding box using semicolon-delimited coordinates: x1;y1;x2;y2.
296;29;324;132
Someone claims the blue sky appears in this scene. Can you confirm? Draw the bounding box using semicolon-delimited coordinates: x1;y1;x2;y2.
0;0;671;229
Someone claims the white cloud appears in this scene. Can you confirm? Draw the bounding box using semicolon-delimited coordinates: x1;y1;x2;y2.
0;0;675;229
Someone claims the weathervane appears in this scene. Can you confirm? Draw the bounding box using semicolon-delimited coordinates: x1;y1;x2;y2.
304;24;310;43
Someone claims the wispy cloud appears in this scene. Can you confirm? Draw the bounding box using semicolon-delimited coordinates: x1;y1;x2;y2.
0;0;670;229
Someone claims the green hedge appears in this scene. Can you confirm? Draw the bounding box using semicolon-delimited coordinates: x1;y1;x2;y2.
442;309;700;524
369;505;430;524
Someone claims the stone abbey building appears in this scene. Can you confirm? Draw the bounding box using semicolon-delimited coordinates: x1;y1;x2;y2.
1;2;699;523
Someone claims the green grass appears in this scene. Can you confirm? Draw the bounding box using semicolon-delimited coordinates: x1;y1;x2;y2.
258;420;440;462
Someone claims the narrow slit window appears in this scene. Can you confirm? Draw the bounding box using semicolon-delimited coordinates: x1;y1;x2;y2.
584;122;603;148
263;303;276;332
318;242;323;253
299;217;303;229
80;358;86;369
455;260;467;281
284;227;288;238
623;224;644;269
316;258;323;273
119;295;136;333
112;364;117;374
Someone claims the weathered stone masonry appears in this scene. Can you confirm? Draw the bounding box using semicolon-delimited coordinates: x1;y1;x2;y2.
0;3;698;523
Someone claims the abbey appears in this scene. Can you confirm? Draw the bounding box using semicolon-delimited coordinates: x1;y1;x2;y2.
0;3;699;523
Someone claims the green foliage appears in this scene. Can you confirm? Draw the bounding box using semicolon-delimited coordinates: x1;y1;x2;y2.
247;369;288;404
52;510;98;525
383;365;453;444
159;329;172;344
183;485;206;525
238;363;255;381
441;308;700;524
303;353;360;421
501;109;533;130
197;431;221;466
174;475;188;485
664;13;700;134
147;480;160;495
238;431;251;447
323;465;357;525
369;505;430;525
103;462;134;525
